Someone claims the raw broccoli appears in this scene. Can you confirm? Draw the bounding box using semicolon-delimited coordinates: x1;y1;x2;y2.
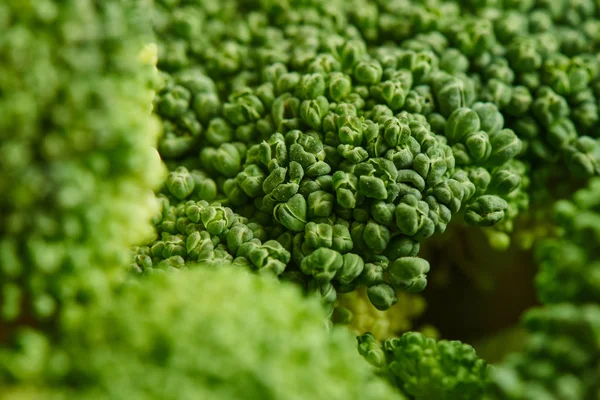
485;178;600;399
487;303;600;400
4;0;600;399
141;0;530;316
3;266;402;400
358;331;490;400
0;0;164;343
535;178;600;304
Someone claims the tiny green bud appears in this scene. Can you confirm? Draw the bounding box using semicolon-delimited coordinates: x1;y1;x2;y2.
388;257;430;292
489;129;522;165
336;253;365;285
274;194;307;232
354;60;383;85
445;107;481;143
305;222;334;249
464;195;508;226
298;73;326;99
332;224;354;253
205;118;234;146
166;167;195;200
328;72;352;101
363;220;391;253
307;190;335;218
300;248;344;282
367;283;398;310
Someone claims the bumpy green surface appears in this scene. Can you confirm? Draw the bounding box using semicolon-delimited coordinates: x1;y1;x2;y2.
0;0;164;334
135;1;600;397
358;331;489;400
487;304;600;400
139;0;538;314
485;179;600;399
535;178;600;304
0;0;165;384
4;0;600;399
52;268;404;400
3;267;402;400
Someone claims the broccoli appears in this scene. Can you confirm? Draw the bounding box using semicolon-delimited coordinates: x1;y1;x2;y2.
3;266;402;400
3;0;600;399
358;331;490;399
142;0;530;316
484;178;600;399
535;178;600;304
0;0;164;343
0;1;401;398
487;303;600;400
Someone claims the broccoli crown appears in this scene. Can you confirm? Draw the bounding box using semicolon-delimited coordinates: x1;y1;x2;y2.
3;266;402;400
0;0;165;334
4;0;600;399
139;0;539;316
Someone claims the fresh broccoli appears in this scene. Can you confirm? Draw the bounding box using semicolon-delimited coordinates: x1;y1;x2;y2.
358;331;490;400
141;0;530;316
484;178;600;399
0;0;165;342
2;266;402;400
4;0;600;399
140;1;600;397
535;178;600;304
487;304;600;400
0;2;401;398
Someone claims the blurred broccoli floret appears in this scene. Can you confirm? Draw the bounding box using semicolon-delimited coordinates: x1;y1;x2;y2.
1;266;402;400
0;0;165;339
487;304;600;400
535;178;600;304
486;177;600;399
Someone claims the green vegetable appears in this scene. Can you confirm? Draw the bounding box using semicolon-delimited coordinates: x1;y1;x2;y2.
0;0;164;332
1;267;401;400
6;0;600;399
358;332;489;400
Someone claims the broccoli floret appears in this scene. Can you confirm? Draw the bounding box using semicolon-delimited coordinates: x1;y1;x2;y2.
0;0;165;336
358;331;490;400
486;177;600;399
535;178;600;304
1;266;402;400
143;0;531;313
487;304;600;400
